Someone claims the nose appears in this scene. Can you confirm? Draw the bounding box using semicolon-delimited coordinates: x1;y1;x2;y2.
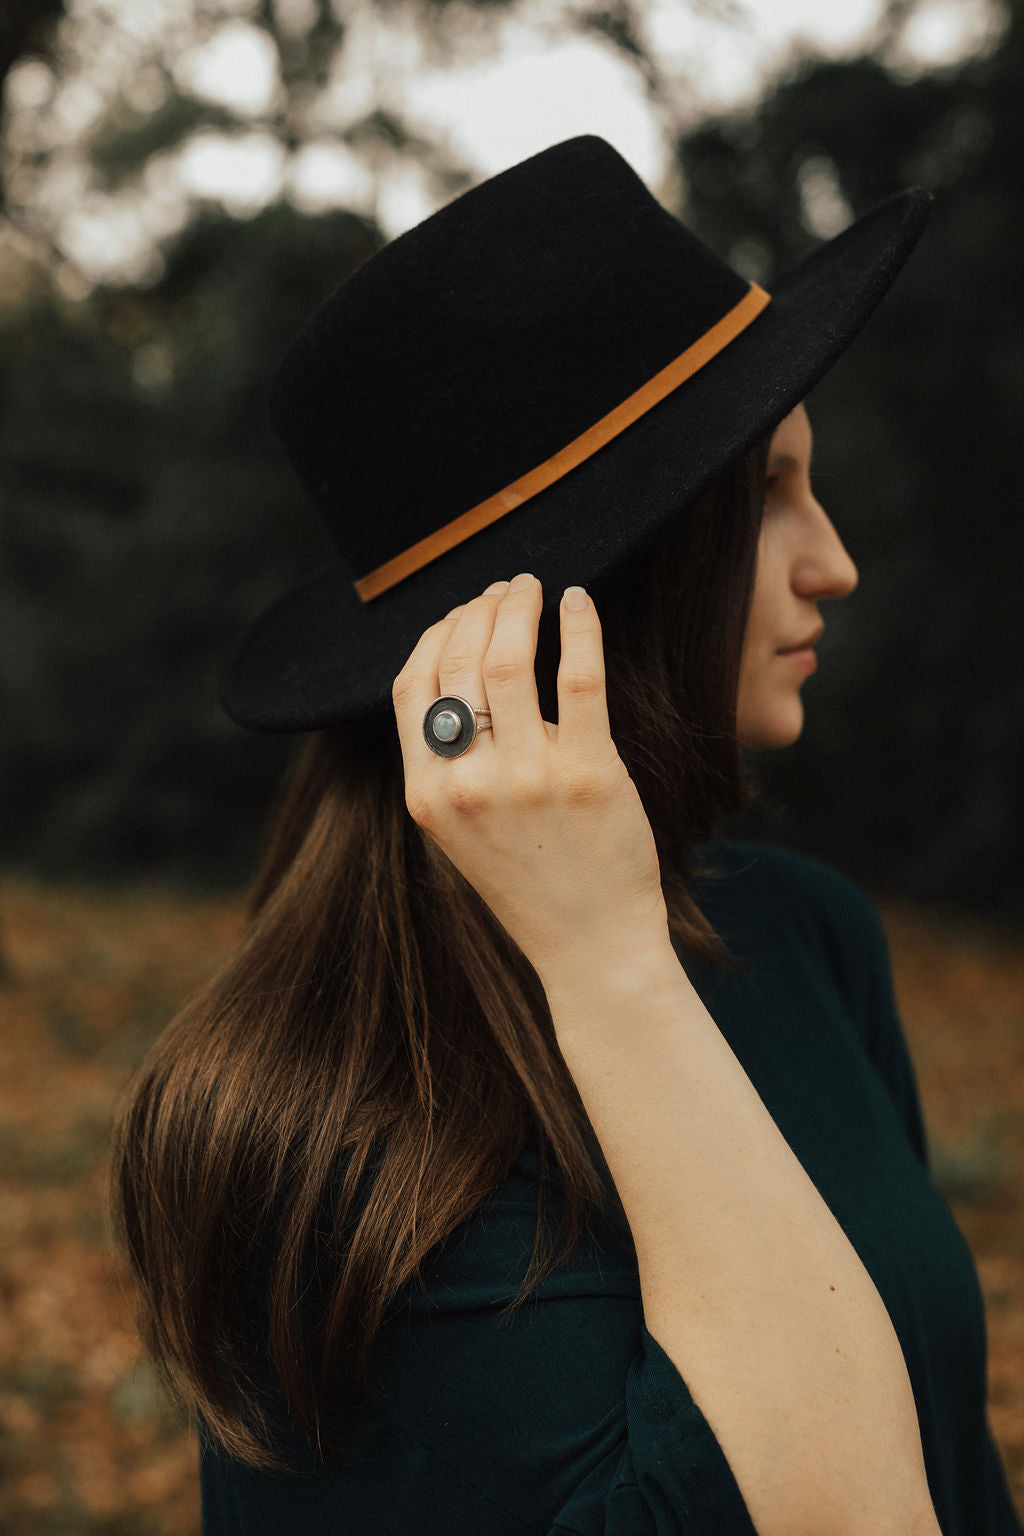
791;494;859;600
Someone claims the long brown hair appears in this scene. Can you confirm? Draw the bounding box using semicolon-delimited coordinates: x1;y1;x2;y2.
111;437;768;1469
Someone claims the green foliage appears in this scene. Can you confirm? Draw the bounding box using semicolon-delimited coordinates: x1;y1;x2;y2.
88;96;240;190
0;1;1022;904
0;202;380;884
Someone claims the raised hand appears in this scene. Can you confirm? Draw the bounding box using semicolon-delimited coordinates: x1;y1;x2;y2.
392;572;672;988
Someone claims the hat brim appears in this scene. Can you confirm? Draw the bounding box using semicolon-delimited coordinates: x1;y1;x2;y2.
219;187;931;733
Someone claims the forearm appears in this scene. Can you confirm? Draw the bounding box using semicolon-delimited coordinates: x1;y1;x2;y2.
540;944;941;1536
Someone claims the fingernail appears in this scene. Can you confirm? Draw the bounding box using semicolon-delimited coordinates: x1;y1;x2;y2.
484;579;510;596
563;586;587;611
508;571;535;592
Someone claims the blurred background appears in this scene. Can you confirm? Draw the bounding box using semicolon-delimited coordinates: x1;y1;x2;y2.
1;0;1022;1530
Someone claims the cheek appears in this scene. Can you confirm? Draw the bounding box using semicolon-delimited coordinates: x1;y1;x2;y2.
743;538;781;660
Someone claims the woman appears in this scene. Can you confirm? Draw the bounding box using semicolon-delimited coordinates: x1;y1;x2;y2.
113;137;1022;1535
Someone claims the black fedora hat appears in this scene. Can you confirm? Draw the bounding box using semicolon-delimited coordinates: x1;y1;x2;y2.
218;134;930;734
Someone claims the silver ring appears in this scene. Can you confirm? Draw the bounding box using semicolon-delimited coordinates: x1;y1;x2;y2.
422;696;493;758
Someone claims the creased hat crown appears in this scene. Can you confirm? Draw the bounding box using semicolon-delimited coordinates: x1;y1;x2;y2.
220;134;930;732
268;135;749;585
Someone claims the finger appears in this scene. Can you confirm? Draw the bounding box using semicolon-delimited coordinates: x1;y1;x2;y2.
437;579;509;728
482;572;548;752
556;585;613;757
391;601;469;768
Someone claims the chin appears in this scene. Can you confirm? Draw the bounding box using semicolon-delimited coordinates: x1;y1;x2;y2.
737;697;806;751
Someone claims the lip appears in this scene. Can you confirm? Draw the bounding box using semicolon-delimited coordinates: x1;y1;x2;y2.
778;646;818;672
777;624;824;655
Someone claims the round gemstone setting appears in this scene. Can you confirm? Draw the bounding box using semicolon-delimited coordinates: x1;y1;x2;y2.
432;710;462;742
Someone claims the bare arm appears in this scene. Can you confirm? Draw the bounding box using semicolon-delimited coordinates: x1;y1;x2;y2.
539;942;941;1536
393;573;941;1536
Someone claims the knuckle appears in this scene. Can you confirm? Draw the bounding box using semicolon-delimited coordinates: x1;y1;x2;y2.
483;650;529;686
560;767;605;808
441;647;478;674
392;669;418;705
404;784;436;829
560;664;604;697
444;772;489;818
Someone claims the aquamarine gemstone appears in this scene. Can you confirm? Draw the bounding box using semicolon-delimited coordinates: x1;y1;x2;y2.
433;710;462;742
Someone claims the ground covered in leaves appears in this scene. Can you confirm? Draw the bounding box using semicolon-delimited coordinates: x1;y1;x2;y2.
1;876;1022;1534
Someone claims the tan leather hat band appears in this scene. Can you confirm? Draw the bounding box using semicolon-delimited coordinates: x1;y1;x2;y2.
354;281;771;603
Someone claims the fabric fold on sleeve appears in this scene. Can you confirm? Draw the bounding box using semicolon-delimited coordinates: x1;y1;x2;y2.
549;1325;758;1536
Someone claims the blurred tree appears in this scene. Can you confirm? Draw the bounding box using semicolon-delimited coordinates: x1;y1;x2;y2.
0;0;64;101
1;199;379;883
1;0;1020;911
677;0;1024;913
0;0;672;287
0;0;713;885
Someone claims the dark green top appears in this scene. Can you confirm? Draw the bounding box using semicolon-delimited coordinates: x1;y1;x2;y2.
200;840;1022;1534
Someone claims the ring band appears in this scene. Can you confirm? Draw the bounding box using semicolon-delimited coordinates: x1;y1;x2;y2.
423;695;493;758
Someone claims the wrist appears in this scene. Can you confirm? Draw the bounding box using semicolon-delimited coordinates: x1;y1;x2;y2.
537;932;687;1019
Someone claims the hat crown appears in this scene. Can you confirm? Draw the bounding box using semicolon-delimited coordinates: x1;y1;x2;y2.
268;136;749;585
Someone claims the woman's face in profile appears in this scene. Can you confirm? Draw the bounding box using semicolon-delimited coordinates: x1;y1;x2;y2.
736;402;859;750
